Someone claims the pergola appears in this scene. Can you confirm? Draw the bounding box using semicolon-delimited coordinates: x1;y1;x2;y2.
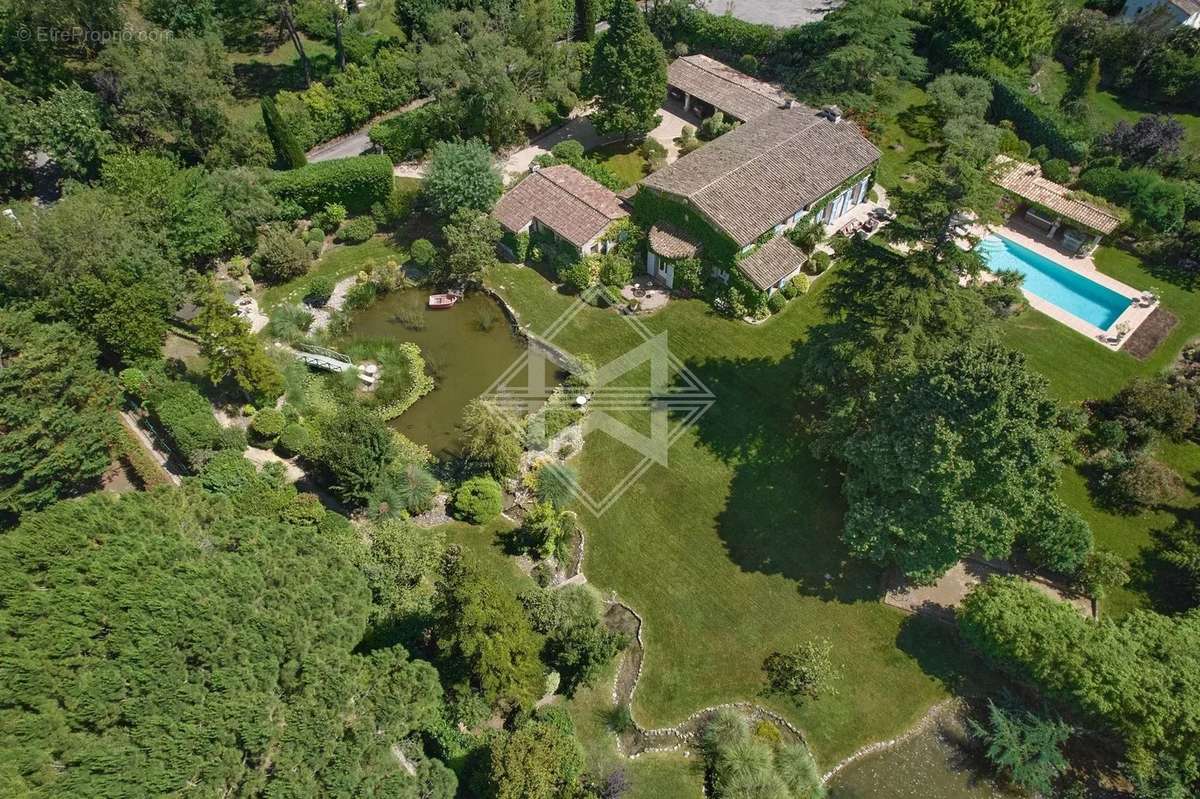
991;156;1122;254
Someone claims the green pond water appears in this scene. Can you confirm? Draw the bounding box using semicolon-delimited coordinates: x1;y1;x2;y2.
827;706;1023;799
346;289;560;456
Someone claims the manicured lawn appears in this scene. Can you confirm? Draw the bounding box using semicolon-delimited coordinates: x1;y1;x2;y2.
1002;245;1200;618
873;82;938;192
566;660;705;798
488;263;974;767
1035;60;1200;154
259;237;408;310
590;142;650;189
226;34;338;124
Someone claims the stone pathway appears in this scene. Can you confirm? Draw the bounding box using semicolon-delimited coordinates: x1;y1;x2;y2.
308;274;359;331
243;446;306;483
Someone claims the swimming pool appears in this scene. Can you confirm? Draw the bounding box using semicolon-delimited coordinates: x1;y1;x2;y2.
977;234;1131;330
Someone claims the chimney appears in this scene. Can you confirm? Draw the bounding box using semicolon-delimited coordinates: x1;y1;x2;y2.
823;105;843;123
783;98;798;110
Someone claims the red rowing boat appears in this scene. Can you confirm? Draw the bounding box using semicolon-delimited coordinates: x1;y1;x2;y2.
428;293;459;309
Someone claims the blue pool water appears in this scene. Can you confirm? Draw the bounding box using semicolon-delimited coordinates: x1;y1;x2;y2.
977;235;1131;330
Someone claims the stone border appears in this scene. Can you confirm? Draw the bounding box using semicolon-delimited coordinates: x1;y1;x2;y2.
817;699;956;784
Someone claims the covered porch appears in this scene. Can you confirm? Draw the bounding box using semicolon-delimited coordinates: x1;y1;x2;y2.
991;156;1122;255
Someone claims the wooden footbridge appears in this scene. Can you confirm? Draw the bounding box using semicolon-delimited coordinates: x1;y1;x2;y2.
284;343;378;385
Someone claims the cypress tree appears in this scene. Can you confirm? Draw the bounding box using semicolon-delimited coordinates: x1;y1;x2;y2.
575;0;596;42
589;0;667;139
261;95;307;170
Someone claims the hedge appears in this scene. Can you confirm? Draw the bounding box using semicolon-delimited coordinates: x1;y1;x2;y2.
368;102;450;163
143;379;227;466
267;155;395;215
116;422;173;488
650;6;780;58
989;75;1090;164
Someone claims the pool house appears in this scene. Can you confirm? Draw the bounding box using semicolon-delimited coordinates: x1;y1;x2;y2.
991;156;1122;255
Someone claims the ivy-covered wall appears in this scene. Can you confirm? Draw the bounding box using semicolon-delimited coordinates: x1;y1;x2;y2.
631;187;740;273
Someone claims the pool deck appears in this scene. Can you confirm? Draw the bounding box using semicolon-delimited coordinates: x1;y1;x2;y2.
981;221;1155;352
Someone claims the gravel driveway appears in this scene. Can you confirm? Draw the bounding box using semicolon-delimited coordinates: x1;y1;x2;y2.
704;0;841;27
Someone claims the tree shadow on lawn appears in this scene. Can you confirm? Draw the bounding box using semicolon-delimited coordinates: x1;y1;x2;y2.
231;55;337;102
897;103;941;143
1129;490;1200;615
684;346;880;604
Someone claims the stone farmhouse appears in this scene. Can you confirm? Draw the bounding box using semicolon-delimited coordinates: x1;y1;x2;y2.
492;56;882;296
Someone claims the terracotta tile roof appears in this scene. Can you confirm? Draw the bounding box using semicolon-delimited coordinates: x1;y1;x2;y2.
737;236;808;291
992;156;1121;235
492;164;628;248
642;106;880;247
667;55;785;122
648;222;701;259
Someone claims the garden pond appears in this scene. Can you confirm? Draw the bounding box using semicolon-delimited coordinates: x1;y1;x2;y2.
826;704;1023;799
345;288;560;456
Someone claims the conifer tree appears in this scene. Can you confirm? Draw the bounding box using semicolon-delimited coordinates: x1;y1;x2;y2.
261;95;307;169
589;0;667;139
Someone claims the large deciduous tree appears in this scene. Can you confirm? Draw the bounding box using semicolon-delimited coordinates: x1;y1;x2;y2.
423;138;502;219
442;208;502;285
93;34;234;161
840;342;1090;582
28;83;112;181
0;485;456;797
0;312;118;522
486;706;586;799
0;190;181;361
589;0;667;139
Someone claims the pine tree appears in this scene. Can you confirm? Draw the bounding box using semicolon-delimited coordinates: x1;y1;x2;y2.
261;95;307;169
589;0;667;139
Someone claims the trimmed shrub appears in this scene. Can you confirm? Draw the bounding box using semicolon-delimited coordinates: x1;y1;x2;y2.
304;227;326;244
1041;158;1071;184
253;224;311;283
199;450;257;495
313;202;347;231
335;216;377;243
250;407;286;445
410;238;436;267
119;367;148;398
143;379;226;467
767;290;787;314
368;101;449;163
737;54;759;74
558;259;597;293
453;475;504;524
807;251;831;275
784;273;810;298
598;253;633;288
267;154;394;215
640;136;667;172
276;422;313;458
305;275;336;306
